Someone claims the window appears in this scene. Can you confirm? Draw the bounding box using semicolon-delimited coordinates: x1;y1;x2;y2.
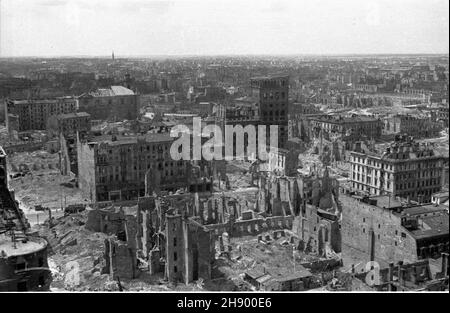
174;266;178;273
174;252;178;261
173;237;177;247
38;276;45;287
16;262;26;271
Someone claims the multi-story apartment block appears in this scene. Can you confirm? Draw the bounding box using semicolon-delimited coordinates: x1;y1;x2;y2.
5;97;78;132
384;114;441;138
308;115;383;141
77;132;191;202
350;136;445;203
46;112;91;138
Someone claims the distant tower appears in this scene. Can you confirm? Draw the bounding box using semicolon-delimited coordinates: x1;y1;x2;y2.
112;51;115;62
250;75;289;149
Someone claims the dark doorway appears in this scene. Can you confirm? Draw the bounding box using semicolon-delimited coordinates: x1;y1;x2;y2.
192;244;199;281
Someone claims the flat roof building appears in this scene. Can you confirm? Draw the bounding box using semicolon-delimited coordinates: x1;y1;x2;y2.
77;86;139;121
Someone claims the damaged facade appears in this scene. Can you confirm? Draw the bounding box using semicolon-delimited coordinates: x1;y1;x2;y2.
341;193;449;264
350;135;445;202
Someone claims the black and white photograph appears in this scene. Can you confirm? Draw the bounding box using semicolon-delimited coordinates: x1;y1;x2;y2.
0;0;448;300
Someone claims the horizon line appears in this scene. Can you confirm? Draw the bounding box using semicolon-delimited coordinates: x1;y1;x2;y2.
1;52;449;59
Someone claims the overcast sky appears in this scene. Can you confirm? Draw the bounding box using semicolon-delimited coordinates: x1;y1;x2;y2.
0;0;448;57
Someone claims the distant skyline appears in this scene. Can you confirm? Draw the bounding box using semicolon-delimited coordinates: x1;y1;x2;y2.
0;0;449;57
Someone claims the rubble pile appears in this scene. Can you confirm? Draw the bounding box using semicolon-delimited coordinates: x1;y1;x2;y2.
36;213;111;291
35;213;205;291
7;151;85;212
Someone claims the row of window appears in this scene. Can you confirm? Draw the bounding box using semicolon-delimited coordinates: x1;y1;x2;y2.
262;91;286;100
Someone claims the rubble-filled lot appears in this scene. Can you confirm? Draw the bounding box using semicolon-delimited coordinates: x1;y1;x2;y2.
36;213;205;291
7;151;86;217
213;160;258;209
211;232;339;290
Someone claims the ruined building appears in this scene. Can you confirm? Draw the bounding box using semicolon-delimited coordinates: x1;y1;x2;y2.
85;203;139;280
354;256;449;291
5;97;78;133
308;115;383;142
384;114;442;139
164;214;215;283
77;132;190;202
47;112;91;175
341;193;449;265
136;193;216;284
257;167;342;256
0;146;52;291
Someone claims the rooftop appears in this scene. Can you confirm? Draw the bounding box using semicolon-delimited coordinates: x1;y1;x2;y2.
402;205;448;217
309;115;380;124
0;235;47;258
55;112;91;120
88;132;173;146
8;97;76;104
408;213;449;240
89;86;135;97
250;74;289;80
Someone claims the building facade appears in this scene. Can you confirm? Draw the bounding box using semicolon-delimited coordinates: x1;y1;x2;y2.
47;112;91;138
350;137;445;203
77;132;189;202
384;114;441;138
341;194;449;265
309;115;383;141
77;86;139;121
5;97;78;132
250;75;289;149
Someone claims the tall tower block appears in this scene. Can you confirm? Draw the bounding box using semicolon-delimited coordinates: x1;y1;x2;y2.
250;75;289;149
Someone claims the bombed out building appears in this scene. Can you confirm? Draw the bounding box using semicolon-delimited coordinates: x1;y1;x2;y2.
0;146;52;291
341;193;449;265
77;132;190;202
